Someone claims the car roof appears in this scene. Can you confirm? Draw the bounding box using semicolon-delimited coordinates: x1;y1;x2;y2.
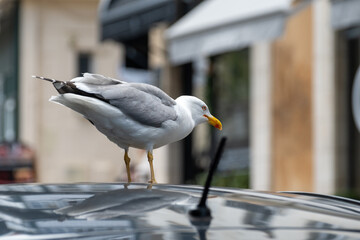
0;183;359;239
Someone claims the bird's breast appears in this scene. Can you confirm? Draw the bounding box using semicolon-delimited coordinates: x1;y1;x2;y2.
152;105;194;148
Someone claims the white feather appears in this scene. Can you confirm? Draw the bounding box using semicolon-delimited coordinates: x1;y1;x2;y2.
49;93;203;151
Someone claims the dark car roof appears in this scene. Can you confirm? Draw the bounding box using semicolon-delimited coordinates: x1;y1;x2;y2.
0;183;359;239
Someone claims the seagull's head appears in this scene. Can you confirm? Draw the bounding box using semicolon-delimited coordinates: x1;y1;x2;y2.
176;96;222;130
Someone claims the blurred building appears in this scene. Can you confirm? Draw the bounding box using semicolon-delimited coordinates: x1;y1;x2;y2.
19;0;127;183
98;0;292;188
164;0;360;196
0;0;128;183
1;0;360;197
99;0;360;196
165;0;293;189
0;0;196;184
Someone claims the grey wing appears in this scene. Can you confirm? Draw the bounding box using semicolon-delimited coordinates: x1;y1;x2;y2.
128;83;176;106
105;85;178;127
71;76;178;127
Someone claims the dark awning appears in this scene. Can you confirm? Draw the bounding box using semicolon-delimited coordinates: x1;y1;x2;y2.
99;0;195;42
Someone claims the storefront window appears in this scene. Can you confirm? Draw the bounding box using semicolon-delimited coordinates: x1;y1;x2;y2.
194;49;250;188
337;27;360;199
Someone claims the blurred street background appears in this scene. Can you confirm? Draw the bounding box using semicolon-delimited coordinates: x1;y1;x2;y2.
0;0;359;199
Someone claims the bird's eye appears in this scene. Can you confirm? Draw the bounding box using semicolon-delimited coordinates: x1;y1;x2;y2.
202;106;207;111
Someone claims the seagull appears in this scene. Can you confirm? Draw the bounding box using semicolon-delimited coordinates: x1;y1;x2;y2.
33;73;222;183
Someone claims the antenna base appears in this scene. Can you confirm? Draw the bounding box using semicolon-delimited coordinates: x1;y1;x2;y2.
188;205;212;219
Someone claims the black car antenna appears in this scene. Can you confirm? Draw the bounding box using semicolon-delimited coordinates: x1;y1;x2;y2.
189;137;227;219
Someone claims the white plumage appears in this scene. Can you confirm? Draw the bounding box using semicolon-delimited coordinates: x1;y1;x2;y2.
34;73;222;183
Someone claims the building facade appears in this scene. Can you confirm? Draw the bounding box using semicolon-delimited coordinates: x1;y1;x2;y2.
1;0;360;198
19;0;124;182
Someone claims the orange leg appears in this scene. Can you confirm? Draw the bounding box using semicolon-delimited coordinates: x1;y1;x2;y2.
147;151;157;184
124;150;132;183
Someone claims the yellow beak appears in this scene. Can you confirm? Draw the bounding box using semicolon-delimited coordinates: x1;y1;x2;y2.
204;115;222;130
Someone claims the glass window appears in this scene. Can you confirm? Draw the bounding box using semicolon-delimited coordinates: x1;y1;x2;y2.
77;52;93;76
337;27;360;199
192;49;250;188
0;1;19;143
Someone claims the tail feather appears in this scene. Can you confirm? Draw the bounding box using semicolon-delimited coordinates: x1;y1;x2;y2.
34;75;109;104
32;75;58;83
33;75;69;94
